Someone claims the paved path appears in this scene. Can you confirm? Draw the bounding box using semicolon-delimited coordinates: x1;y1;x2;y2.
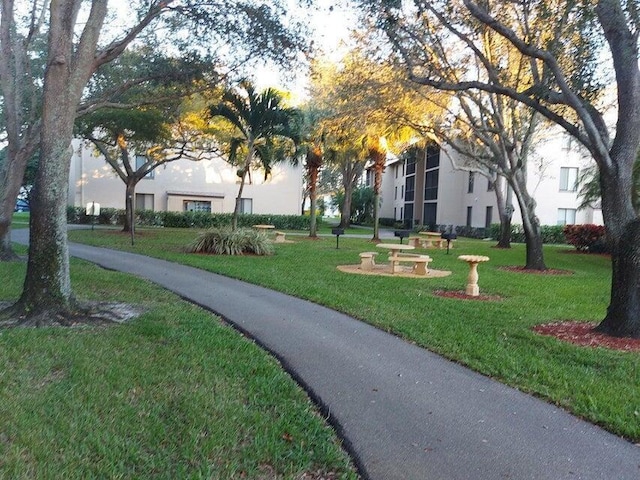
11;230;640;479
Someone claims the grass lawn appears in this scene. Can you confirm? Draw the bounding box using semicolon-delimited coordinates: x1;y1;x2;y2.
65;226;640;443
1;220;358;479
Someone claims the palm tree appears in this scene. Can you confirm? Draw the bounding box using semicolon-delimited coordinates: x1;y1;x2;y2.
366;136;388;242
210;81;300;230
305;142;324;238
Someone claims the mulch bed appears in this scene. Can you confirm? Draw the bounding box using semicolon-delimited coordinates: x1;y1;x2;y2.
433;290;502;301
533;321;640;352
499;266;573;275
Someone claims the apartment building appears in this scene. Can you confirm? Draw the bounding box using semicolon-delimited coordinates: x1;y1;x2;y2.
67;140;304;215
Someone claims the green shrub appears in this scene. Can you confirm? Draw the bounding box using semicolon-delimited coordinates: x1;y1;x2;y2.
67;207;313;230
187;228;274;256
487;223;567;244
563;224;608;252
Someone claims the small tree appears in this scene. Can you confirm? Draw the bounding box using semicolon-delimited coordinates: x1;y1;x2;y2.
209;81;300;230
77;104;209;236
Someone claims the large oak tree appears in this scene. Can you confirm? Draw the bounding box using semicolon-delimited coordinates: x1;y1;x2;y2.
1;0;308;324
358;0;640;337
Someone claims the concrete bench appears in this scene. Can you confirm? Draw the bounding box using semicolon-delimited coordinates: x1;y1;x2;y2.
393;253;433;275
274;231;287;243
408;237;422;248
359;251;379;271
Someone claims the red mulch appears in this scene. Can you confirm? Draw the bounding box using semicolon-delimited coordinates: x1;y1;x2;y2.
499;266;573;275
533;321;640;352
433;290;502;301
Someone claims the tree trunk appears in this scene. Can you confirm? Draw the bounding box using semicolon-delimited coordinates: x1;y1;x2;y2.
510;171;546;270
339;185;353;229
308;166;319;238
12;0;109;322
496;215;513;249
371;151;386;242
122;180;136;233
232;146;254;230
595;155;640;337
0;147;36;260
372;192;381;242
18;118;76;319
493;175;512;248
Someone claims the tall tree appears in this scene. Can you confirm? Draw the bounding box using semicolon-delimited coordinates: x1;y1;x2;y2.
443;91;546;266
0;0;45;260
358;0;640;337
309;52;446;235
1;0;308;324
209;81;301;230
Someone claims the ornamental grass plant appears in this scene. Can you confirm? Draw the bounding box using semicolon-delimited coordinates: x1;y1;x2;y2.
188;227;274;256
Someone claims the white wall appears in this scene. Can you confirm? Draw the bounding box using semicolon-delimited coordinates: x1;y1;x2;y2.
68;140;304;215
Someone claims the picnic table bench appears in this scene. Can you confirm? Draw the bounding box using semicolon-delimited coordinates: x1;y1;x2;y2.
359;251;378;271
393;253;433;275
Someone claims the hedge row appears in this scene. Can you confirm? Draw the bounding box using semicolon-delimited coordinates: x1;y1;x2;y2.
66;207;313;230
487;223;567;244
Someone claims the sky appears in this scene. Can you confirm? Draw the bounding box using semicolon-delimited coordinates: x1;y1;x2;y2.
105;0;356;102
253;1;357;101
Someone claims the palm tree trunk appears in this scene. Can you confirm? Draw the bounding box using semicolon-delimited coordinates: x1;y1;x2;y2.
309;166;319;238
233;146;254;230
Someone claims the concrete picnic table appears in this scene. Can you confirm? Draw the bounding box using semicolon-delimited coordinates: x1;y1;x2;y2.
376;243;415;274
252;224;275;232
418;231;443;248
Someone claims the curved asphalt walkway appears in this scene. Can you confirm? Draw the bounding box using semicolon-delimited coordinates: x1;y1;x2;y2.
12;229;640;479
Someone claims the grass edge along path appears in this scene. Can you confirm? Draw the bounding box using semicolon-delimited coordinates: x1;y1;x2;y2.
66;227;640;444
0;250;358;479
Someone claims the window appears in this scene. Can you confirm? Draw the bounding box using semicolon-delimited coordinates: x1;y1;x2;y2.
135;155;154;179
135;193;154;211
466;206;473;227
557;208;576;225
366;169;374;187
405;176;414;202
487;178;495;191
406;154;416;175
394;186;398;200
394;207;397;219
395;164;399;179
485;206;493;230
467;172;475;193
239;198;253;214
559;167;578;192
424;169;439;200
423;203;437;227
184;200;211;212
401;185;404;199
426;145;440;169
403;203;414;228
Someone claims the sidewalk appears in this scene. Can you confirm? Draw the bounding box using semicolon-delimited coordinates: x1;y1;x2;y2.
12;229;640;479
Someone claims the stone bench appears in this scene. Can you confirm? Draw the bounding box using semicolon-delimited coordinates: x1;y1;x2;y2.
274;231;287;243
393;253;433;275
408;237;422;248
359;251;379;271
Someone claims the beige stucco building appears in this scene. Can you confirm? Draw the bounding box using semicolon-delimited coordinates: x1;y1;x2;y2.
67;140;304;215
374;131;602;230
